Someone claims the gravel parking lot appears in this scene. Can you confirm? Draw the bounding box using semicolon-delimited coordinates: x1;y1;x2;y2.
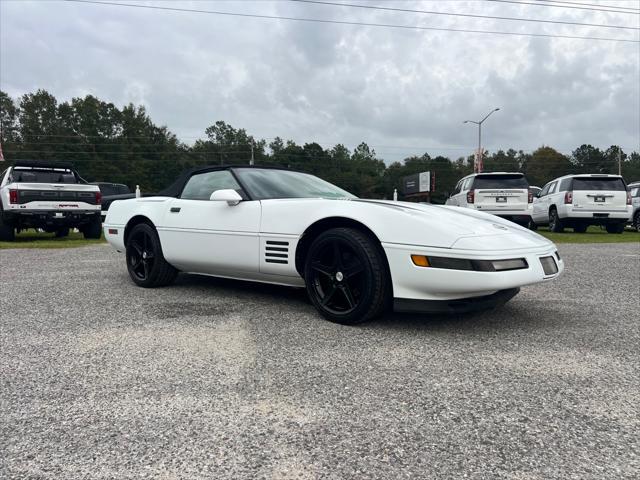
1;242;638;479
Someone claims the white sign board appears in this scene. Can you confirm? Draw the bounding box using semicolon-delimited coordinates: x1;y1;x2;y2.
418;172;431;193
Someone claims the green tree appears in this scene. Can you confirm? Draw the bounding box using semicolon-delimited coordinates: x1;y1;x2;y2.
525;146;572;186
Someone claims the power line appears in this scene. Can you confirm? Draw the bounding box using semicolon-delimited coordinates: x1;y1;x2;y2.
535;1;640;13
486;0;640;14
64;0;640;43
291;0;639;31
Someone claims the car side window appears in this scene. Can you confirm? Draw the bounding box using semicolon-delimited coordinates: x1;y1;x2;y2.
181;170;244;201
547;181;558;195
453;181;462;195
462;177;473;191
539;183;551;197
559;178;572;191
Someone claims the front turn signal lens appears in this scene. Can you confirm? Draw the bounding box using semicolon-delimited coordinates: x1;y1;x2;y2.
411;255;430;267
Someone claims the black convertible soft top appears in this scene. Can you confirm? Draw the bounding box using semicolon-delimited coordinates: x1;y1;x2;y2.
157;165;295;198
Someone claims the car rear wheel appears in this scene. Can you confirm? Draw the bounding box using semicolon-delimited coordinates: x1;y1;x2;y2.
304;228;389;325
55;228;70;238
634;212;640;232
126;223;178;287
527;219;537;231
82;218;102;239
0;216;15;241
573;225;587;233
549;208;564;233
605;223;624;234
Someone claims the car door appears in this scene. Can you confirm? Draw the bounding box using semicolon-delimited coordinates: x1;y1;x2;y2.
158;169;261;275
532;182;553;223
459;177;473;208
446;180;462;206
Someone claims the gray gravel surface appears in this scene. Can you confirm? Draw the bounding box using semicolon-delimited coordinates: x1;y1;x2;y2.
1;242;639;479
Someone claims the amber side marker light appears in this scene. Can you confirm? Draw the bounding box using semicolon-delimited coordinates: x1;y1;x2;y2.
411;255;430;267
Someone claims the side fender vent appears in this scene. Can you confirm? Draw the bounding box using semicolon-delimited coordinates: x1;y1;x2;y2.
265;240;289;264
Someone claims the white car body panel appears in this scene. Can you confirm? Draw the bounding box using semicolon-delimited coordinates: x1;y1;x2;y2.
105;193;563;303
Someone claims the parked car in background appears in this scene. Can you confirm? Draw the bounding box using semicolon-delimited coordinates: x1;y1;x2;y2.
0;161;102;241
91;182;130;197
445;172;533;226
103;165;563;325
628;181;640;231
91;182;132;220
531;174;631;233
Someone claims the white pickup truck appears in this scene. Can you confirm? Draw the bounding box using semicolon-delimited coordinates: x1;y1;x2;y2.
0;161;102;241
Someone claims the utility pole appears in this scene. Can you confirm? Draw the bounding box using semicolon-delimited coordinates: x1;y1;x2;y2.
618;148;622;176
463;107;500;173
250;142;254;166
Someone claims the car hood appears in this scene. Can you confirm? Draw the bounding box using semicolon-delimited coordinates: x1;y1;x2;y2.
261;198;553;250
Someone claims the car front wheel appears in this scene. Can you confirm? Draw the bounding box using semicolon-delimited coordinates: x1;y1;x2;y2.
126;223;178;287
634;212;640;232
304;228;389;325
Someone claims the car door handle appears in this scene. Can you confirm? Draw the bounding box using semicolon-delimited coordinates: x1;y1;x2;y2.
170;207;181;213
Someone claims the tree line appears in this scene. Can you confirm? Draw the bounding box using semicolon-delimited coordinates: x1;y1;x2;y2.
1;90;638;202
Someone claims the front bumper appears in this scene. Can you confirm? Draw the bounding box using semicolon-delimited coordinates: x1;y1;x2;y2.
394;288;520;314
383;241;563;303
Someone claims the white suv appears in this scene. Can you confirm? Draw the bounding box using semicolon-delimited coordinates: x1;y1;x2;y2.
531;174;631;234
445;172;533;226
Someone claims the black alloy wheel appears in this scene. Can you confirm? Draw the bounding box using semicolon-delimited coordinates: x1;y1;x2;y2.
125;223;178;287
304;228;388;325
634;212;640;232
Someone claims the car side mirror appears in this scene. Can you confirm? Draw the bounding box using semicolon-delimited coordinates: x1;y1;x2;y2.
209;189;242;206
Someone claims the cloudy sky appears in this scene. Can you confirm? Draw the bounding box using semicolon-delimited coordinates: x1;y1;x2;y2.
1;0;638;161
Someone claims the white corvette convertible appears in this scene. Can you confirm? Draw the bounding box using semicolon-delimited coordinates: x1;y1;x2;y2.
104;166;564;324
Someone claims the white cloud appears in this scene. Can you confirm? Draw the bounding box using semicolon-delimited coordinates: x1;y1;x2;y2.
1;0;638;160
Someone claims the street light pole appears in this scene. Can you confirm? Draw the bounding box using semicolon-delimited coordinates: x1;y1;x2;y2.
464;107;500;173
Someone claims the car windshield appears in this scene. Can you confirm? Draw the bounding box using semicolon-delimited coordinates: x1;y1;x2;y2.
234;168;356;200
572;177;626;191
12;168;77;184
472;174;528;189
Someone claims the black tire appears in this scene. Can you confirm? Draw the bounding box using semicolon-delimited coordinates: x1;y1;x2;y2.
633;212;640;232
549;208;564;233
605;223;624;234
527;219;538;231
0;216;15;241
303;227;389;325
573;224;587;233
55;227;70;238
82;218;102;239
126;223;178;288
